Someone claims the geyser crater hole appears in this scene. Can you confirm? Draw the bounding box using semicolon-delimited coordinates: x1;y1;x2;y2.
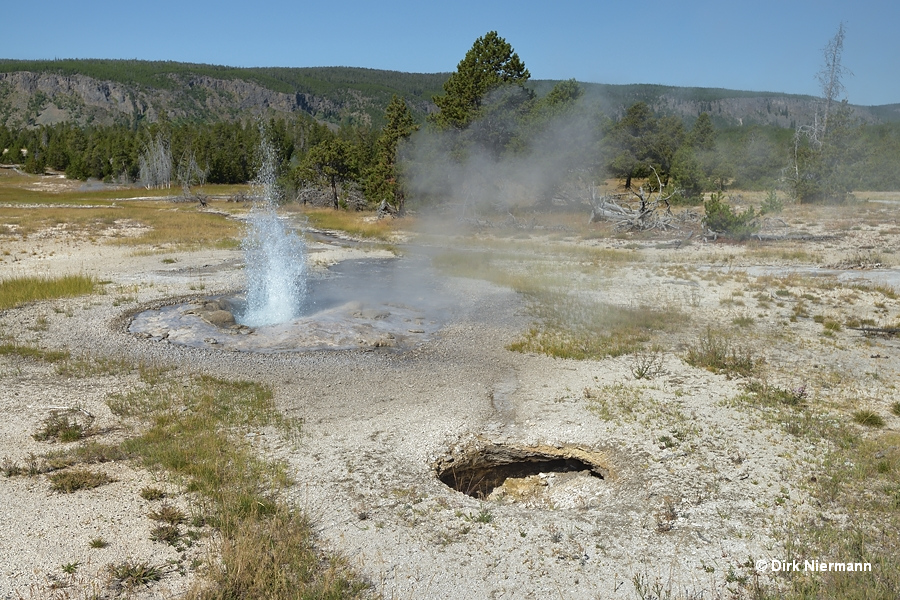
436;442;608;500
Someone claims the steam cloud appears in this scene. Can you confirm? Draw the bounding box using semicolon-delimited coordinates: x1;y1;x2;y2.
400;89;601;215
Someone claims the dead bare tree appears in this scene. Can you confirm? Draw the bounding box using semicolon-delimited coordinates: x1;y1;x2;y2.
786;23;852;202
138;134;172;189
588;167;681;232
818;22;849;139
175;149;209;205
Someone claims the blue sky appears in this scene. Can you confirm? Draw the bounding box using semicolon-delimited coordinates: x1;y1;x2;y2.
4;0;898;106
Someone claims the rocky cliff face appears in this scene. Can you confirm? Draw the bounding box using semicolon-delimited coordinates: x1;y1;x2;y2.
0;72;141;126
0;71;359;128
648;94;884;128
0;69;892;130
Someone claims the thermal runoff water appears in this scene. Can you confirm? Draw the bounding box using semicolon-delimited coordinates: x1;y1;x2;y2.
237;141;307;327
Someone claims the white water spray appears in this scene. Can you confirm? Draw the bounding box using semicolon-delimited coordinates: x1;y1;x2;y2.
237;138;307;327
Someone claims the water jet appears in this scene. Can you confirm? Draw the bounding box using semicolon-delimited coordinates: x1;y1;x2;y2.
237;138;307;327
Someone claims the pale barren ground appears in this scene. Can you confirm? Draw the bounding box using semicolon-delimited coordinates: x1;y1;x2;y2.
0;181;899;599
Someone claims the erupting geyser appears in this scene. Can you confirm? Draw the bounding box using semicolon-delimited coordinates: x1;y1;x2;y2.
237;140;307;327
129;138;447;352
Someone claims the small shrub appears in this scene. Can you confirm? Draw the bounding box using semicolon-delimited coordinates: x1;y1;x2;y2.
685;328;756;378
48;468;113;493
703;192;759;240
33;411;91;443
852;410;885;428
891;402;900;417
2;457;23;477
743;380;806;407
89;538;108;549
760;189;783;214
630;348;665;380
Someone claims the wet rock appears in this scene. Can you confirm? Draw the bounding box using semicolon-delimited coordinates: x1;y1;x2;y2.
204;310;235;327
355;309;391;320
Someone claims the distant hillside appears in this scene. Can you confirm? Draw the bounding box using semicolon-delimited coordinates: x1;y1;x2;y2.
0;60;449;129
532;80;900;128
0;59;897;130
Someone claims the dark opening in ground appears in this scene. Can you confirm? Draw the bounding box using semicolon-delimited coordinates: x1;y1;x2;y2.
436;442;608;500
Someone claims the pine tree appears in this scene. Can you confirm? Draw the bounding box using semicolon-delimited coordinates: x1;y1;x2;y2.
430;31;530;131
365;96;418;210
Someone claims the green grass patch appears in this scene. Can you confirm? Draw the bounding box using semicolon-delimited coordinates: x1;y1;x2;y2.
738;380;806;408
297;207;400;241
509;293;674;359
765;432;900;598
115;373;364;598
846;281;899;300
0;199;241;248
0;342;70;362
584;383;648;422
747;248;820;263
116;204;242;248
3;347;363;595
433;249;675;360
721;360;900;598
0;274;98;310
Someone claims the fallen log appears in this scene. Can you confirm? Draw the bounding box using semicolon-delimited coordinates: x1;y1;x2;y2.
852;326;900;337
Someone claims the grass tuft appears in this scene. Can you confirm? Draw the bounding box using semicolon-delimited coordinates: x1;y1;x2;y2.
741;380;807;408
107;560;163;590
149;524;181;546
140;486;166;501
48;468;113;493
61;561;80;575
148;504;185;525
853;410;886;428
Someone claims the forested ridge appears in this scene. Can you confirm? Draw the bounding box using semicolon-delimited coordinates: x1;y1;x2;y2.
1;46;898;207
